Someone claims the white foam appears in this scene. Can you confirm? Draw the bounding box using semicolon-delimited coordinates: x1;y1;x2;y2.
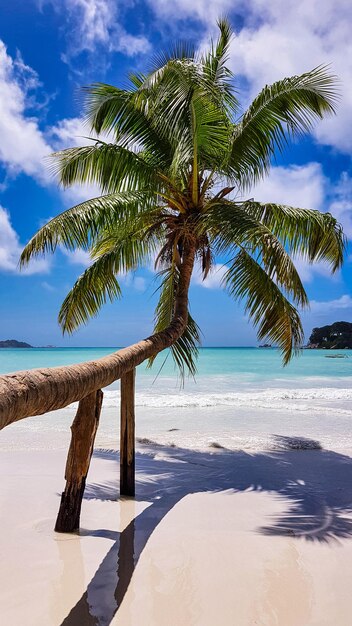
64;387;352;414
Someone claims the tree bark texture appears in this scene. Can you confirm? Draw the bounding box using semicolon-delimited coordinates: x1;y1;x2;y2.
120;369;136;496
55;389;103;533
0;240;196;430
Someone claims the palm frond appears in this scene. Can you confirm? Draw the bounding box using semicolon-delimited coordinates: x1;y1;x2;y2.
49;143;161;193
133;48;232;176
58;258;122;334
224;249;304;364
241;201;345;271
228;66;338;187
83;83;173;168
141;40;197;90
20;192;154;265
148;267;201;378
191;93;231;162
58;226;152;333
90;217;158;269
202;200;309;307
171;313;202;379
202;17;239;114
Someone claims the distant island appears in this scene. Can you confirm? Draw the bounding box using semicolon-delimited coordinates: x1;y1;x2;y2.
308;321;352;349
0;339;33;348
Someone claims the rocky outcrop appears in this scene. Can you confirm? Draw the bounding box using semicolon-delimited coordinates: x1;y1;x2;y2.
308;322;352;349
0;339;32;348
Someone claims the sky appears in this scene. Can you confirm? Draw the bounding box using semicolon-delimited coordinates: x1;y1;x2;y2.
0;0;351;348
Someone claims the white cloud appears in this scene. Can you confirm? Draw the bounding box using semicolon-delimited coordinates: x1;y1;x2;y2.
292;256;338;284
49;115;113;150
0;41;105;201
114;29;150;56
120;272;148;292
0;207;50;275
65;0;114;49
250;163;325;210
193;263;228;289
61;248;92;266
0;44;112;196
310;294;352;313
0;41;52;182
41;0;150;63
59;183;102;205
328;172;352;239
49;116;92;150
148;0;233;23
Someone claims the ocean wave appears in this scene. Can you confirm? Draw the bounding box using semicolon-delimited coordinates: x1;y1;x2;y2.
64;387;352;413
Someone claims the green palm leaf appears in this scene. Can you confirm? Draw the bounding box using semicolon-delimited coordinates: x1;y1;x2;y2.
20;192;155;264
224;249;304;364
240;201;345;270
49;143;161;193
202;18;239;114
229;66;338;187
202;200;309;307
148;267;201;378
83;83;173;168
58;258;122;334
59;230;152;333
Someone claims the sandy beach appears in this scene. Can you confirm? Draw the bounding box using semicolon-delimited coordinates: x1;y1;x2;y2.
1;0;351;621
1;439;352;626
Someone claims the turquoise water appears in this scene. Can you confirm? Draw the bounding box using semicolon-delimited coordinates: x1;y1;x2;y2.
1;347;352;451
1;346;352;381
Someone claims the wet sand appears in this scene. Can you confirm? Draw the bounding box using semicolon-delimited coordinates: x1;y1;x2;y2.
1;442;352;625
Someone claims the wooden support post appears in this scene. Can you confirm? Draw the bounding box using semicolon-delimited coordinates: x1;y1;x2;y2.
120;369;136;497
55;389;103;533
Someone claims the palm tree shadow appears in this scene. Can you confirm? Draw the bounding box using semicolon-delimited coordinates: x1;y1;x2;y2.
60;436;352;625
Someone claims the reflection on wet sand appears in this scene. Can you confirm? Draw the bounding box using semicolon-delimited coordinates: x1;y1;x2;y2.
252;542;313;625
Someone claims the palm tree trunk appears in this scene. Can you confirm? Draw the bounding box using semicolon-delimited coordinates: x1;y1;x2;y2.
1;239;195;532
0;239;196;429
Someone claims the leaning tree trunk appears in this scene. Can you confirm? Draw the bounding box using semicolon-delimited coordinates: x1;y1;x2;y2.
0;238;196;533
0;238;196;430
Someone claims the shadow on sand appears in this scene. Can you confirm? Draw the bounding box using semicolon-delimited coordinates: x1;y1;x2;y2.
61;435;352;625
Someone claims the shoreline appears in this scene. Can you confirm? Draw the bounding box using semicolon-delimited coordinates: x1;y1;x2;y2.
2;395;352;453
1;442;352;625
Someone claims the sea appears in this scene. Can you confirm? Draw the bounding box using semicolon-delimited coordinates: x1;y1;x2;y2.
1;347;352;452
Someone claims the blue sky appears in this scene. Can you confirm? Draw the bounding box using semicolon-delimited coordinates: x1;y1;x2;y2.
0;0;351;347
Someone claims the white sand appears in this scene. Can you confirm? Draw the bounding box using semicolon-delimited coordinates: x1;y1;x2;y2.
1;443;352;625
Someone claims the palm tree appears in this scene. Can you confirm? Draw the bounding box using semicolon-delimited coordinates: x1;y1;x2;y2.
21;19;344;377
